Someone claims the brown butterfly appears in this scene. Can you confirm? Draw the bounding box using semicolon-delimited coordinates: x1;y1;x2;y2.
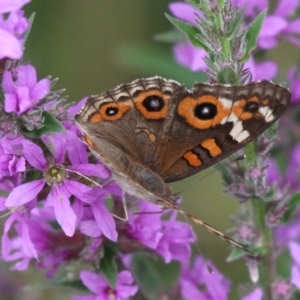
75;77;291;254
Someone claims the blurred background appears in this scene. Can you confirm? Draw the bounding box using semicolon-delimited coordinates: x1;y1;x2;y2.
0;0;298;299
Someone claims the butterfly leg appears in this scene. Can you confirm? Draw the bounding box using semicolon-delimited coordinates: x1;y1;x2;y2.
110;190;129;222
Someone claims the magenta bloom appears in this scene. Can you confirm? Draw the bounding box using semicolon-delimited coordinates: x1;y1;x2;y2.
126;200;194;263
287;66;300;104
0;6;29;60
173;41;207;71
231;0;267;18
2;64;51;115
231;0;300;49
0;135;25;178
169;2;207;72
179;256;230;300
73;270;138;300
2;208;86;275
241;288;263;300
244;56;277;81
0;0;31;14
5;131;115;239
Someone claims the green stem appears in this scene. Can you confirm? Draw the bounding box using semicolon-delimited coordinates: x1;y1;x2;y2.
253;199;275;300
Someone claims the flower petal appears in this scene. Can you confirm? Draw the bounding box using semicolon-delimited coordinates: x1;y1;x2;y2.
289;241;300;266
91;201;118;241
67;130;88;164
291;265;300;289
2;70;16;93
80;270;107;293
0;0;30;13
50;185;77;237
0;28;22;59
241;288;263;300
30;78;51;100
260;16;287;37
274;0;299;18
22;139;47;171
18;64;37;88
169;2;202;25
79;220;102;237
4;93;18;114
5;179;45;206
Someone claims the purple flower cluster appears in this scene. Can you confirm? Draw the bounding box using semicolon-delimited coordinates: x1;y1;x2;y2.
0;1;234;299
0;0;29;60
169;0;300;81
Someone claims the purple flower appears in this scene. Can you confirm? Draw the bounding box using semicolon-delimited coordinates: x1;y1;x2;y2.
0;134;25;178
5;131;115;239
285;143;300;191
241;288;263;300
244;57;277;81
257;0;300;49
231;0;267;19
2;207;86;275
126;200;193;263
287;66;300;104
233;0;300;49
169;1;202;25
0;8;29;60
73;270;138;300
2;64;51;115
179;256;230;300
0;0;31;14
169;2;207;72
173;41;207;72
168;1;279;78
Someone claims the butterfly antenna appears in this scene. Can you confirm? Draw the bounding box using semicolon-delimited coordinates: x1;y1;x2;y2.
181;212;214;274
174;154;245;197
159;199;255;257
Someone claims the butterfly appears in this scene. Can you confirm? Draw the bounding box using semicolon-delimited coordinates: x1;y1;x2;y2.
75;77;291;254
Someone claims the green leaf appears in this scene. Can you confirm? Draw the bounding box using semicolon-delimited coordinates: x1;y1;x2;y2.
165;14;210;51
241;10;267;63
225;6;246;40
282;193;300;223
227;245;267;262
226;247;246;262
131;254;166;299
153;30;183;43
217;66;239;84
58;279;87;290
22;111;64;138
244;142;257;164
23;12;35;45
295;291;300;300
100;242;118;288
276;249;291;279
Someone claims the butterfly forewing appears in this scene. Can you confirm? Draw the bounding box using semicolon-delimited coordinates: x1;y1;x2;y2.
75;78;291;184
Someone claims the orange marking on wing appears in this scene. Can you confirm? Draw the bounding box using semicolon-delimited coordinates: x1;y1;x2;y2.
200;138;222;157
90;112;102;123
84;134;94;148
233;97;262;121
183;151;202;167
135;128;156;142
101;102;131;121
262;99;269;105
135;90;170;120
232;99;252;120
177;95;230;129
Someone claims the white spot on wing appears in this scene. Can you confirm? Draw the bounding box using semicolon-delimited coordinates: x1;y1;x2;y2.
259;106;274;122
219;97;233;109
235;130;250;142
230;120;243;137
229;119;250;142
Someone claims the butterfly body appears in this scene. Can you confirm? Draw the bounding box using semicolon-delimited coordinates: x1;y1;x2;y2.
75;77;290;205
